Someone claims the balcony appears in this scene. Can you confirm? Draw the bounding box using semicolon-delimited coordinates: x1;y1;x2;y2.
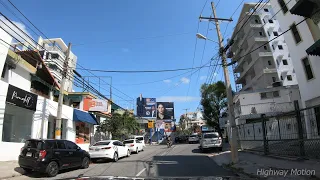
290;0;320;18
263;68;277;73
240;68;277;90
254;37;268;42
259;52;273;57
306;39;320;56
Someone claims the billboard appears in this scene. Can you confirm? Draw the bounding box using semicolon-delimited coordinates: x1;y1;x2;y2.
136;98;156;118
83;98;108;112
156;102;174;120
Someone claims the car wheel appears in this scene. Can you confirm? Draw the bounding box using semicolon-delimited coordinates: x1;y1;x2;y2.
81;157;90;169
22;168;32;173
136;148;139;154
127;150;131;157
113;152;118;162
46;161;59;177
141;148;144;151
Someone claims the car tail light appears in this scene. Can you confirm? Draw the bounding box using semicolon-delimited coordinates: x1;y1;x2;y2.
39;150;47;160
130;144;134;147
101;147;111;150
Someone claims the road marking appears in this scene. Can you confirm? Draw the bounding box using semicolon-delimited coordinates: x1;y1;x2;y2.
136;168;146;176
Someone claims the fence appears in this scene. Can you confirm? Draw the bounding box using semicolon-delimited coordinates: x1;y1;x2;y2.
237;100;320;159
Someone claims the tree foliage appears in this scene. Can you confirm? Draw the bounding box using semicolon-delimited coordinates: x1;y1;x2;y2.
200;81;227;131
97;112;139;140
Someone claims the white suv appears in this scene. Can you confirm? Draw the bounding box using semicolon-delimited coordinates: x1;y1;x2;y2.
200;132;223;151
188;134;199;144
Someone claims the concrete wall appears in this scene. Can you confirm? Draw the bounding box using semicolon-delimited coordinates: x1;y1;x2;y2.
0;29;12;77
2;64;32;92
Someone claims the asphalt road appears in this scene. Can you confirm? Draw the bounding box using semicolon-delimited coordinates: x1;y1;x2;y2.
8;143;235;179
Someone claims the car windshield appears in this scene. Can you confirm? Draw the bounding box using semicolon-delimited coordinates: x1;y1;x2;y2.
124;140;134;144
136;137;143;141
204;134;219;138
93;141;110;146
24;140;44;149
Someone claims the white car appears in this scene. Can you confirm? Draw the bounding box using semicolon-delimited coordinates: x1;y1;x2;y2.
131;135;145;148
123;139;144;153
188;134;199;143
89;140;130;162
199;132;223;151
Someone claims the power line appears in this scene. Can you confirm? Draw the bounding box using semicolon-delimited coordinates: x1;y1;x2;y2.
222;0;245;39
76;64;215;73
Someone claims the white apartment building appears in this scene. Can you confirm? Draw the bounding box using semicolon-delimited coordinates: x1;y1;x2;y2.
270;0;320;137
37;37;77;92
230;2;298;92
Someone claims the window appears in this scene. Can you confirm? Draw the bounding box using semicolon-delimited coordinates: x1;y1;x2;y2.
204;133;218;138
272;77;276;82
24;140;44;149
302;57;314;80
259;32;263;36
287;75;292;81
93;141;110;146
264;8;269;12
267;31;270;36
268;60;272;65
272;45;275;50
264;46;268;50
278;45;283;50
290;23;302;44
255;19;259;23
56;141;66;149
268;19;274;23
113;141;120;146
65;141;78;150
260;93;267;99
273;91;280;97
273;31;279;36
124;140;134;144
281;76;283;80
282;59;288;65
278;0;288;14
75;122;90;144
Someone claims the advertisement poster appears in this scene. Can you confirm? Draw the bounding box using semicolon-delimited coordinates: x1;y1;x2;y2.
83;98;108;112
136;98;156;118
156;102;174;120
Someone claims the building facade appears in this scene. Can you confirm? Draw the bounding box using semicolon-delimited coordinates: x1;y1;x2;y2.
230;2;298;92
270;0;320;137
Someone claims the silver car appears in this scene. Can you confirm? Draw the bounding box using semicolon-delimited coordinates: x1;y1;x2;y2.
199;132;222;151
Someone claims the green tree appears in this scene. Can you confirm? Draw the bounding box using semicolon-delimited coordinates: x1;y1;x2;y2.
97;112;139;141
200;81;227;133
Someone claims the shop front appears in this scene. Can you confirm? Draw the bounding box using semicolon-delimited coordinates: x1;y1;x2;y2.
0;83;38;161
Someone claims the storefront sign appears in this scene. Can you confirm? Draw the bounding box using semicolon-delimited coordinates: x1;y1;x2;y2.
83;98;108;112
6;84;38;111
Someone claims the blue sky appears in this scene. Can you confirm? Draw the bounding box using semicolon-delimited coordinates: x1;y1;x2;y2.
2;0;255;119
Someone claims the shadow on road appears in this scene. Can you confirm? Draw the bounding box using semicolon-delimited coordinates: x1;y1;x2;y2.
149;155;235;177
192;148;222;154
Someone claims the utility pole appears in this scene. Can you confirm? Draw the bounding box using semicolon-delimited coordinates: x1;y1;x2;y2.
183;108;189;130
200;2;238;163
55;43;72;139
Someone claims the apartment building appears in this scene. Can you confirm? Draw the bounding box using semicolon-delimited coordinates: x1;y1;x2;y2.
37;37;77;92
270;0;320;137
228;2;302;124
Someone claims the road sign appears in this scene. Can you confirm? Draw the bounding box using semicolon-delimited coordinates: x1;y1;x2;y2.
148;120;154;129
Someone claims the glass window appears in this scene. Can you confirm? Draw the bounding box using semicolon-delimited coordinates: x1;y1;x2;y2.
278;45;283;50
264;8;269;12
282;59;288;65
24;140;44;150
268;19;273;23
113;141;119;146
124;140;134;144
281;76;283;80
278;0;288;14
287;75;292;81
93;141;110;146
263;46;268;50
136;137;144;141
302;57;314;80
75;122;90;144
290;24;302;44
272;77;276;82
203;134;218;138
273;32;279;36
65;141;78;149
259;32;263;36
260;93;267;99
268;60;272;65
56;141;66;149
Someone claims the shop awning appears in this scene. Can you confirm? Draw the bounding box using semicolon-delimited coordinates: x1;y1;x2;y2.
290;0;319;18
306;39;320;56
73;109;98;125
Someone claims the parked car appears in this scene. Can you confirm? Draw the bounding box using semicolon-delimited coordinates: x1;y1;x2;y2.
132;136;145;148
199;132;223;151
175;135;188;143
123;139;144;153
19;139;90;177
89;140;130;162
188;134;200;143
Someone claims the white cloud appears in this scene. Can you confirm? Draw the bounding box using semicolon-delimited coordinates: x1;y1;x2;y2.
200;76;207;81
180;77;190;84
0;17;34;46
163;79;171;83
121;48;129;53
157;96;200;102
214;72;218;76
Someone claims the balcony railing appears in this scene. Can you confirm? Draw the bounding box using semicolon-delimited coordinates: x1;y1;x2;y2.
259;52;273;57
234;102;295;117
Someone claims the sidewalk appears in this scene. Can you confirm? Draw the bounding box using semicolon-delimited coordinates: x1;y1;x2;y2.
0;161;24;179
210;150;320;179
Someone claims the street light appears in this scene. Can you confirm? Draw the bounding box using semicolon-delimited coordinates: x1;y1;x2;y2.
196;33;220;44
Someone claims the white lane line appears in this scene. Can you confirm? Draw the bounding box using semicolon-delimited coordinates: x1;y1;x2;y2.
136;168;146;176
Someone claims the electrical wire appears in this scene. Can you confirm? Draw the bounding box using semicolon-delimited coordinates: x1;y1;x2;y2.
222;0;245;39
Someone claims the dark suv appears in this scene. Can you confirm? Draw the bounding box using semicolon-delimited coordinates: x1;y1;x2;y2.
19;139;90;177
